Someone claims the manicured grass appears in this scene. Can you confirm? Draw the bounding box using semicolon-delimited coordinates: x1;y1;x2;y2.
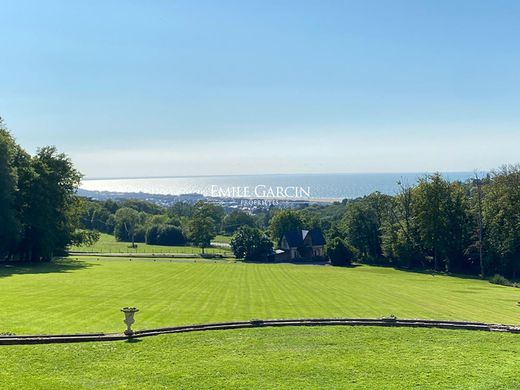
0;258;519;335
0;326;519;389
213;234;232;244
69;233;230;254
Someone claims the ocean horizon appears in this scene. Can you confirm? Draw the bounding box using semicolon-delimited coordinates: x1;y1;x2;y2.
80;172;477;200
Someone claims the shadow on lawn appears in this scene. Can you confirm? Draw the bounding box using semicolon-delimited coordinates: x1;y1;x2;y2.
0;258;95;278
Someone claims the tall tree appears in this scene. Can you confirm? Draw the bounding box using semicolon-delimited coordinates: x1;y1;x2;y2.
482;165;520;278
413;174;452;271
19;147;82;261
114;207;141;247
0;120;19;258
188;216;216;254
343;192;391;260
269;210;304;241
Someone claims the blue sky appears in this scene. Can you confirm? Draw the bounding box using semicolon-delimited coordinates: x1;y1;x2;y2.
1;0;520;178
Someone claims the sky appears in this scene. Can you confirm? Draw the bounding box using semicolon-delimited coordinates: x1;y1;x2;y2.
1;0;520;178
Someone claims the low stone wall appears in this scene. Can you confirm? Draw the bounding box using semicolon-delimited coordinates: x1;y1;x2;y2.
1;318;519;345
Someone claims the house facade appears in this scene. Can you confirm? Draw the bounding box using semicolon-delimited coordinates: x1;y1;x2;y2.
276;229;326;261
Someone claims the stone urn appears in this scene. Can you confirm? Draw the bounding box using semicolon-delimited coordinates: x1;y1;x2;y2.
121;307;139;336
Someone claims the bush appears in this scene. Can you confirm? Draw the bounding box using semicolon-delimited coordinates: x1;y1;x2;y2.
326;238;357;266
157;225;186;246
489;274;519;288
146;224;186;246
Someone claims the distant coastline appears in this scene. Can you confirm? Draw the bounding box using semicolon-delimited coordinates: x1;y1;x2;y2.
80;172;477;203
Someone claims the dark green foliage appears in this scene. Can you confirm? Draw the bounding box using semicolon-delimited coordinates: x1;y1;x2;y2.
230;226;273;261
70;230;101;247
0;119;85;261
269;210;304;241
146;224;186;246
114;208;142;245
488;274;515;287
0;123;20;257
168;202;194;218
188;216;216;254
326;237;356;266
223;210;256;234
119;199;163;215
342;192;391;261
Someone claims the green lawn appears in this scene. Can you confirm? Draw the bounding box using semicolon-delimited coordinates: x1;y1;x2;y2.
0;327;519;389
213;234;232;244
1;258;520;389
1;258;519;335
69;233;230;255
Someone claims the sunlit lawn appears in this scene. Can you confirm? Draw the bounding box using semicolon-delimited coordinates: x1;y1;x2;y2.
69;233;230;255
1;258;519;335
1;326;519;389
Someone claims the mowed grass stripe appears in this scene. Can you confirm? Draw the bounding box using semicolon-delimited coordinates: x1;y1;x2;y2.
0;258;519;334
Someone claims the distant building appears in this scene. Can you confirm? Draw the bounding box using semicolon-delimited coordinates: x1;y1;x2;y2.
276;229;326;261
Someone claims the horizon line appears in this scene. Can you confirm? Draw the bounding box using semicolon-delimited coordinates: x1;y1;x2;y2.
82;170;481;181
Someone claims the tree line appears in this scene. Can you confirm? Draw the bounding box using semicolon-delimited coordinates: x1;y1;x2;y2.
300;169;520;279
80;197;266;253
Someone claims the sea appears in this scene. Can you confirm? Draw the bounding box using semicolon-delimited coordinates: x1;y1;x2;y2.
80;172;476;201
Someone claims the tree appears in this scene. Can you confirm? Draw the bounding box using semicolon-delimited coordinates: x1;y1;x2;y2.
469;174;486;277
381;181;424;268
146;224;186;246
70;230;100;247
343;192;391;261
269;210;304;241
193;201;225;232
326;238;356;266
0;122;20;258
188;216;216;254
20;146;82;261
222;210;256;235
114;207;141;247
413;174;452;271
482;165;520;278
230;226;273;261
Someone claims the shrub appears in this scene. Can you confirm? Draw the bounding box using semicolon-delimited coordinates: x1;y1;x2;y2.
326;238;357;266
146;224;186;246
157;225;186;246
489;274;519;288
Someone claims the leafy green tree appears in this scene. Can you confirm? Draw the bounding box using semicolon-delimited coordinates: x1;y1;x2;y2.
230;226;273;261
70;230;100;247
413;174;452;271
114;207;141;247
0;122;20;258
269;210;304;241
168;202;194;218
188;216;216;254
381;182;424;268
326;237;356;266
193;201;225;232
146;224;186;246
21;146;82;261
482;165;520;278
223;210;256;234
343;192;391;261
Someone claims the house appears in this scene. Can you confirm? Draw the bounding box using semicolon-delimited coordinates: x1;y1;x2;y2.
276;228;326;261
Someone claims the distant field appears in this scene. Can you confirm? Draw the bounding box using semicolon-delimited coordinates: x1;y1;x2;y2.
69;233;231;255
213;234;232;244
1;258;519;335
1;327;519;389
